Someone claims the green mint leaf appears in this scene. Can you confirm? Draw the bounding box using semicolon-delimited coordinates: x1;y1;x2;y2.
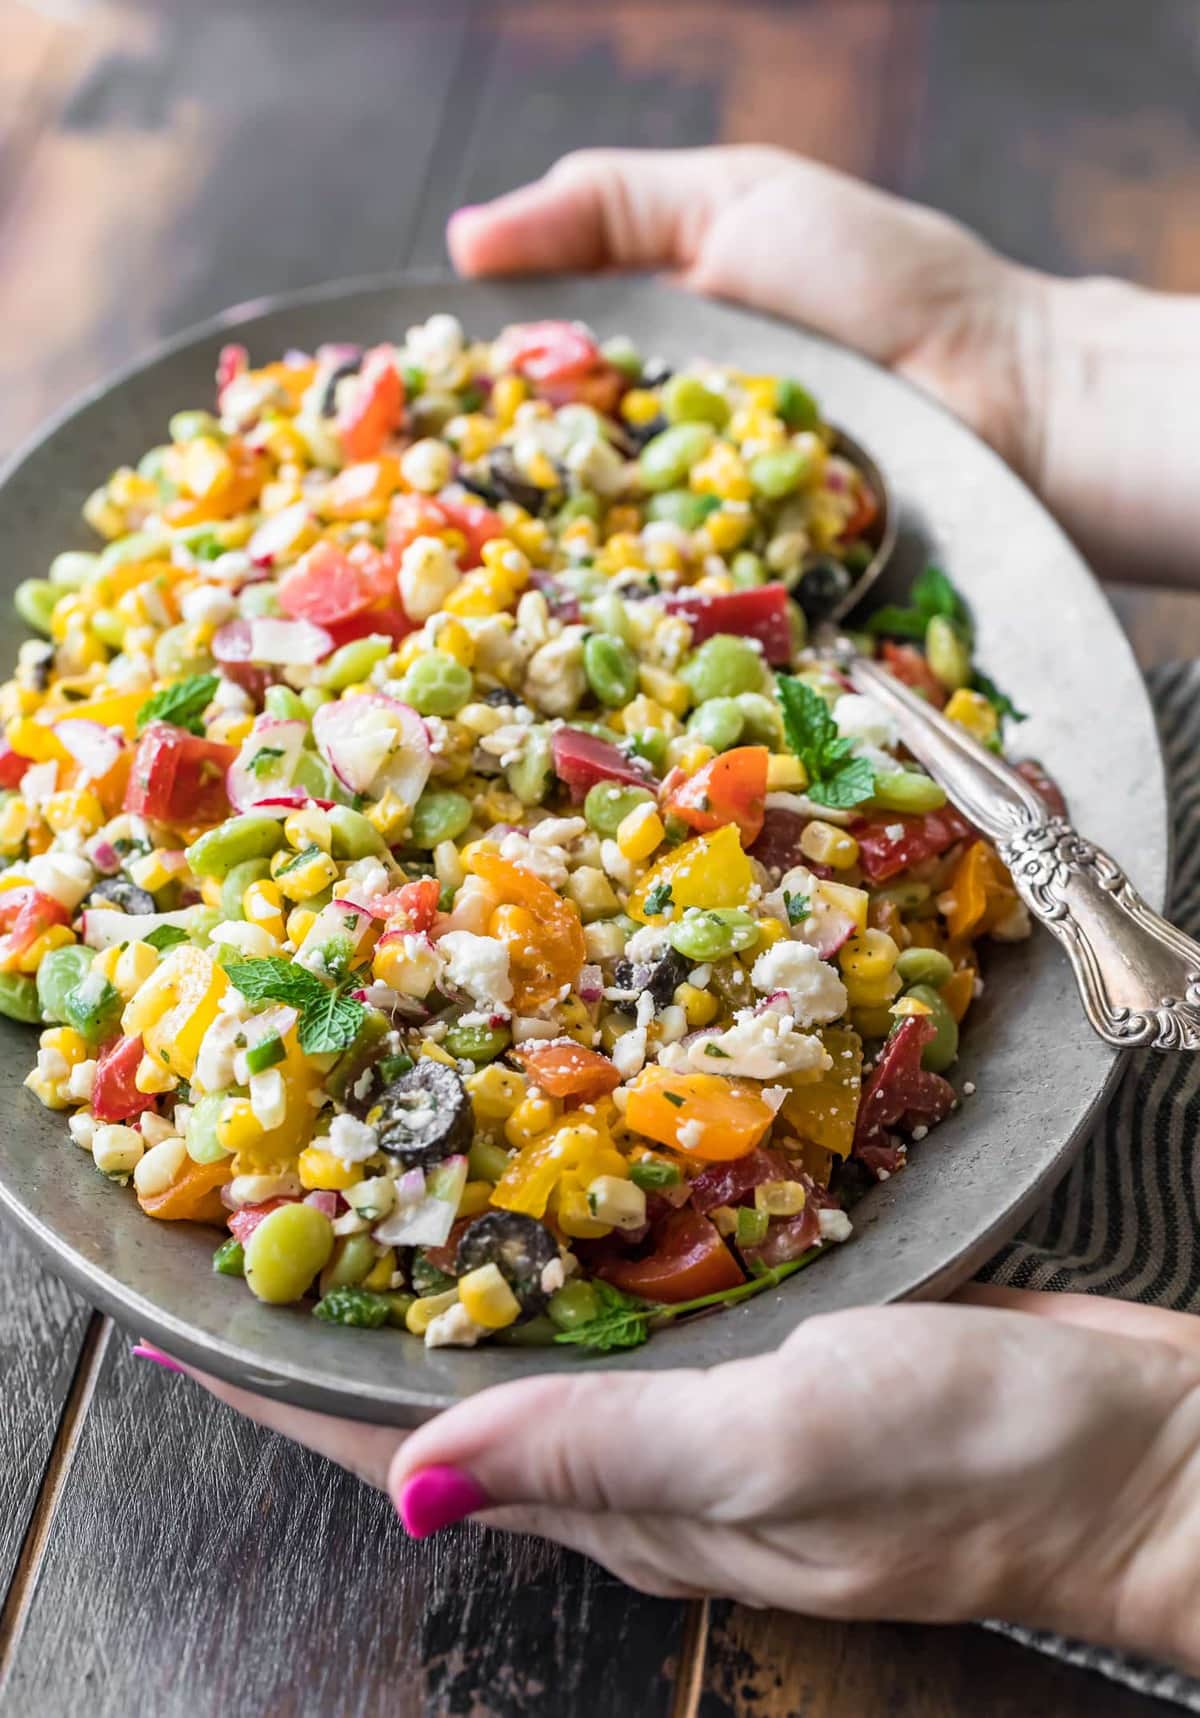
299;990;364;1054
553;1282;655;1353
776;674;838;776
972;671;1026;724
783;891;811;925
136;673;219;736
807;755;876;810
864;604;928;641
143;924;190;952
643;880;673;916
225;958;326;1008
911;565;969;627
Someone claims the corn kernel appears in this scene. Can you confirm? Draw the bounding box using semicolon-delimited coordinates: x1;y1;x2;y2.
181;437;234;501
691;442;752;501
428;616;475;667
620;388;661;427
405;1288;459;1336
127;850;186;894
556;1184;612;1240
82;486;126;540
17;923;74;972
755;916;787;950
41;1026;88;1067
365;790;411;844
456;1180;494;1219
490;374;528;427
754;1179;808;1217
243;879;285;941
113;939;159;1000
703;506;753;554
850;1005;898;1039
636;664;689;717
944;688;1000;744
276;845;339;901
92;945;122;983
442;567;510;618
457;1261;521;1328
675;982;719;1027
42;789;103;836
0;797;30;857
216;1098;263;1153
509;517;551;563
420;1039;460;1069
839;927;900;983
891;993;934;1018
284;806;332;853
675;742;715;776
201;876;224;909
616;802;664;864
557;994;594;1048
765;754;809;791
504;1091;559;1150
298;1144;359;1191
799;820;860;870
135;1052;177;1095
208;713;254;748
842;969;903;1008
285;905;317;945
92;1123;144;1177
466;1063;526;1121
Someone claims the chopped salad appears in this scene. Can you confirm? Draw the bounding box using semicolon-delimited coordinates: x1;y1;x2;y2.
3;315;1040;1351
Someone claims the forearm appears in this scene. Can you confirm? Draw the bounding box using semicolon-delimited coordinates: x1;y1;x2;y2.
1032;275;1200;590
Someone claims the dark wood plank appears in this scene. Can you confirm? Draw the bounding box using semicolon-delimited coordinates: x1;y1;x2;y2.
1109;584;1200;670
0;1230;91;1609
2;1338;684;1718
697;1607;1187;1718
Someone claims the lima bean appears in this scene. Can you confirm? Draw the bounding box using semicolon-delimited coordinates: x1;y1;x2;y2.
905;984;960;1072
680;634;766;702
686;697;745;751
328;804;386;859
583;632;638;708
317;633;391;691
0;971;43;1025
244;1201;334;1303
14;580;58;636
925;615;972;691
220;857;272;921
668;907;759;962
896;948;956;989
661;374;730;429
186;815;285;879
410;789;472;849
638;422;715;492
872;770;948;814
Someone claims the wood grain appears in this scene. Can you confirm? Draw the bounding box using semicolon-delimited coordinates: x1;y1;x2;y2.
2;1337;684;1718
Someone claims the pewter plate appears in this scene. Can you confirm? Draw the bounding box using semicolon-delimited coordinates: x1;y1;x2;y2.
0;276;1167;1424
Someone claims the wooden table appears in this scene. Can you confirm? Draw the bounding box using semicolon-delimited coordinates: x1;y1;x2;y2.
2;3;1199;1713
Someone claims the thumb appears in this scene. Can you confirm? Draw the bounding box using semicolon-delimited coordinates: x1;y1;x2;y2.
446;144;788;277
389;1361;762;1535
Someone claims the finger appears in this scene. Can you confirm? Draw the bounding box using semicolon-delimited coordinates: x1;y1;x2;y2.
138;1347;403;1489
446;144;786;277
477;1504;712;1600
957;1284;1200;1355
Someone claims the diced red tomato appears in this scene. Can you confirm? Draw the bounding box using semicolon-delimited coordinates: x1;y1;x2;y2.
436;495;505;566
92;1034;157;1123
880;641;946;707
421;1217;472;1278
492;320;603;384
391;878;440;933
538;367;626;414
551;727;654;801
385;493;453;557
666;746;768;847
741;1203;824;1269
749;807;833;879
337;347;405;462
278;541;390;626
688;1147;798;1215
852;1016;955;1164
838;478;879;542
513;1041;621;1103
0;743;33;790
0;888;70;971
666;584;794;666
596;1206;744;1304
852;806;974;883
227;1197;296;1244
124;723;235;825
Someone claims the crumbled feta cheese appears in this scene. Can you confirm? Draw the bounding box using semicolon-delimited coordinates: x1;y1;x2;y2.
612;1025;648;1080
328;1112;380;1166
498;829;569;889
750;940;848;1026
600;838;637;889
818;1208;853;1243
833;693;899;753
68;1111;96;1151
405;312;464;375
249;1067;287;1131
540;1257;567;1296
25;850;93;910
192;1008;248;1095
424;1301;486;1349
624;923;670;963
438;930;513;1010
685;1008;830;1080
762;1084;788;1114
512;1015;558;1043
209;676;255;714
529;815;587;849
181;584;237;627
227;1171;303;1207
209;920;278;958
65;1059;97;1103
677;1119;706;1151
338;856;391;903
962;1081;977;1097
37;1046;70;1083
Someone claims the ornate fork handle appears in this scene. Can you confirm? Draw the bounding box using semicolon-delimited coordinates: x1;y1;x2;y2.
844;656;1200;1051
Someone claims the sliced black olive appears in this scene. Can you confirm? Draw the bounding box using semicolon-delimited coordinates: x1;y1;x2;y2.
19;643;55;693
639;358;673;388
794;557;853;621
368;1059;472;1169
319;355;363;418
828;1157;875;1208
482;686;519;707
86;877;156;916
459;449;561;516
611;946;689;1015
456;1211;559;1315
624;413;668;450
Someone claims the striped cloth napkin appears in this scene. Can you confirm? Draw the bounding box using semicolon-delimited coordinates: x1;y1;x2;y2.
981;661;1200;1709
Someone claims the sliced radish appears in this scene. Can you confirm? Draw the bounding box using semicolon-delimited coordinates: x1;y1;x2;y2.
213;616;333;666
294;898;379;971
55;719;125;781
82;905;206;951
226;718;308;812
311;693;431;805
244;793;337;818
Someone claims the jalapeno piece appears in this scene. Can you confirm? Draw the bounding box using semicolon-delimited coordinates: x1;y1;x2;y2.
455;1211;560;1316
368;1060;472;1170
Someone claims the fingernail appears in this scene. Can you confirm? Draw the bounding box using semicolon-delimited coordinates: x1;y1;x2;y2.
396;1465;491;1538
449;204;483;224
131;1342;185;1375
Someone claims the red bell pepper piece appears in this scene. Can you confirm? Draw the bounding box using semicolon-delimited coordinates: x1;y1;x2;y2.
0;742;33;790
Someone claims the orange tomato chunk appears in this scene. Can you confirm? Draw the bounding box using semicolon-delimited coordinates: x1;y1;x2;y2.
626;1067;774;1161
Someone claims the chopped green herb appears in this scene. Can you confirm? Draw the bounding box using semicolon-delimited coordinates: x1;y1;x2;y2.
972;670;1026;725
136;673;219;736
313;1286;392;1328
225;957;364;1054
775;675;875;809
663;1089;686;1108
865;564;970;642
212;1237;245;1277
247;746;286;778
629;1159;683;1192
783;890;811;925
643;880;674;916
245;1032;285;1074
703;1042;731;1058
143;924;190;952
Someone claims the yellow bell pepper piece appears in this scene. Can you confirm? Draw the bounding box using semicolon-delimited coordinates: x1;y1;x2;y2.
627;824;753;924
121;945;227;1079
778;1026;863;1158
491;1121;626;1220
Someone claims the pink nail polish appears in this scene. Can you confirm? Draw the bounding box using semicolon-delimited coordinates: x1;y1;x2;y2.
131;1342;185;1375
396;1465;491;1538
449;204;483;223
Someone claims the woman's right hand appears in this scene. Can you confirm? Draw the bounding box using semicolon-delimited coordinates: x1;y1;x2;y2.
449;146;1200;590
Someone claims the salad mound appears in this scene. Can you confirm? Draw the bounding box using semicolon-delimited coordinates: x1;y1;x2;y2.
4;315;1034;1350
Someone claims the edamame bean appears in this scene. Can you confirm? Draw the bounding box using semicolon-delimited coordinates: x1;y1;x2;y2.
668;907;759;961
505;728;553;807
735;691;785;748
583;781;654;837
91;609;125;650
48;551;98;590
661;374;730;429
410;788;472;848
495;1315;559;1346
328;804;385;860
443;1021;512;1063
583;632;638;708
547;1279;602;1331
319;1233;377;1295
185;815;285;879
299;686;334;717
749;444;813;499
628;729;669;771
872;770;948;814
243;1201;334;1304
645;489;721;530
239;582;281;619
775;378;820;431
97;532;169;575
292;748;340;802
0;971;42;1025
896;948;956;989
14;580;58;636
154;622;213;680
637;422;715;491
220;856;272;920
36;943;94;1023
316;633;391;691
680;634;766;702
905;984;960;1072
401;649;473;717
585;589;631;643
600;334;643;379
686;697;745;751
169;409;226;444
925;614;972;691
730;550;766;589
556;491;601;522
186;1093;231;1164
468;1137;513;1182
264;684;308;723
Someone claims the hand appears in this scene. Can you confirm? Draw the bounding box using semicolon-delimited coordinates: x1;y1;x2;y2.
449;146;1200;590
167;1287;1200;1671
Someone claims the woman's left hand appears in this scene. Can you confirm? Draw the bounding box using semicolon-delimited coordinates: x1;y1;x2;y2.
155;1285;1200;1672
